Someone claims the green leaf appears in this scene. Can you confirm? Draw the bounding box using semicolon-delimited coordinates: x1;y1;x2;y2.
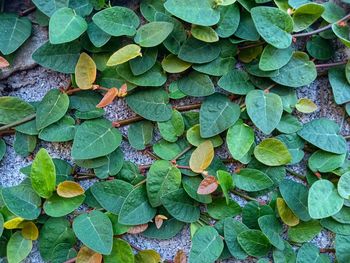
92;6;140;36
336;235;350;263
140;0;166;21
193;55;236;77
161;54;192;73
246;90;283;134
178;37;221;64
91;179;133;214
0;139;5;161
279;179;311;221
306;36;333;60
107;44;142;66
254;138;292;166
321;217;350;235
0;14;32;55
332;24;350;48
226;119;254;161
143;218;185;240
1;180;41;220
191;25;219;43
164;0;220;26
161;188;200;223
273;241;296;263
251;6;293;49
308;150;346;173
126;88;172;122
258;215;284;250
207;198;241;220
177;71;215;97
308;179;344;219
293;3;324;32
7;232;32;263
187;124;223;147
36;89;69;130
69;0;93;17
333;207;350;224
234;10;260;41
0;97;35;125
276;134;304;164
158;110;185;142
44;193;85;217
276;114;303;134
153;138;190;160
216;4;240;38
271;52;317;88
288;220;322;243
218;69;255;95
39;115;75;142
224;218;248;260
31;148;56;198
189;226;224;263
128;121;154;150
322;1;345;23
328;67;350;105
233;168;274;192
32;41;81;74
49;7;87;44
117;62;167;87
338;172;350;199
87;22;111;48
39;217;76;261
129;47;158;75
13;132;37;157
259;45;293;71
237;230;271;257
32;0;69;17
217;170;233;204
200;94;240;138
72;119;122;160
104;238;134;263
297;118;347;154
146;160;181;207
135;22;174;47
183;176;212;204
119;185;156;225
296;243;330;263
73;210;113;254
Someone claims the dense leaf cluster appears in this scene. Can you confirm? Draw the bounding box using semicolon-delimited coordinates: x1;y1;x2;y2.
0;0;350;262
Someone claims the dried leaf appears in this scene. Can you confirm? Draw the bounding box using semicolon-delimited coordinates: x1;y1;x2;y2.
118;83;128;97
174;250;187;263
75;52;97;90
57;181;85;198
96;88;119;108
76;246;102;263
189;140;214;173
155;214;168;229
127;223;149;234
21;221;39;240
0;56;10;68
197;176;218;195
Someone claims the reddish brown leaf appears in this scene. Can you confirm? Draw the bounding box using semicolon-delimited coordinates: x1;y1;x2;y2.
118;83;128;97
127;223;148;234
0;56;10;69
197;176;218;195
155;214;168;229
96;88;118;108
174;250;187;263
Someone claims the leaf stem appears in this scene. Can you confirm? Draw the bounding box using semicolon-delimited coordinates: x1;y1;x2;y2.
315;60;348;69
173;146;192;161
0;129;15;137
0;114;36;132
344;135;350;140
231;190;258;202
238;41;265;50
292;13;350;38
285;168;306;181
63;258;76;263
19;6;36;16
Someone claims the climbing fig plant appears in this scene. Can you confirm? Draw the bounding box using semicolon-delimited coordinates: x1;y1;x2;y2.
0;0;350;262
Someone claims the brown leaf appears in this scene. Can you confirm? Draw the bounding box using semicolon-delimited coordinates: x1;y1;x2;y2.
127;223;148;234
76;246;102;263
197;176;218;195
0;56;9;69
118;83;128;97
96;88;119;108
174;250;187;263
155;215;168;229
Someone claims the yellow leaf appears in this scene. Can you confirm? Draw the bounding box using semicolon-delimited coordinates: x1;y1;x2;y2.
3;217;25;229
161;54;192;73
57;181;85;198
135;250;161;263
75;52;97;90
77;246;102;263
191;25;219;43
21;221;39;240
295;98;317;113
276;197;300;226
189;140;214;173
107;44;142;66
238;46;263;63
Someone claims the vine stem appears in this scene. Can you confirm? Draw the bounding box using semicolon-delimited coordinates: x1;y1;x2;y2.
231;190;258;202
344;135;350;140
19;6;36;16
63;258;76;263
292;13;350;38
315;60;348;69
113;103;201;127
285;168;306;181
0;114;36;132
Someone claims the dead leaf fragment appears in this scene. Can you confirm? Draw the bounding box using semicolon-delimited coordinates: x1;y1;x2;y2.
174;250;187;263
127;223;149;234
0;56;10;68
96;88;119;108
155;214;168;229
197;176;218;194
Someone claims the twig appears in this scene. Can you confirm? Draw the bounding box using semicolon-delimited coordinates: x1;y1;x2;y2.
0;114;36;132
238;41;265;50
315;60;348;69
344;135;350;140
0;129;15;137
172;146;192;161
19;6;36;16
320;248;336;253
292;13;350;38
285;168;306;181
63;257;76;263
231;190;258;202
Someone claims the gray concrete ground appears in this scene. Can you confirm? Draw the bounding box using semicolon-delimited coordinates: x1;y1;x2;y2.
0;3;350;263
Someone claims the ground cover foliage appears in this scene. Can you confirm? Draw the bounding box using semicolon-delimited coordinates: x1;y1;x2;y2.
0;0;350;262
